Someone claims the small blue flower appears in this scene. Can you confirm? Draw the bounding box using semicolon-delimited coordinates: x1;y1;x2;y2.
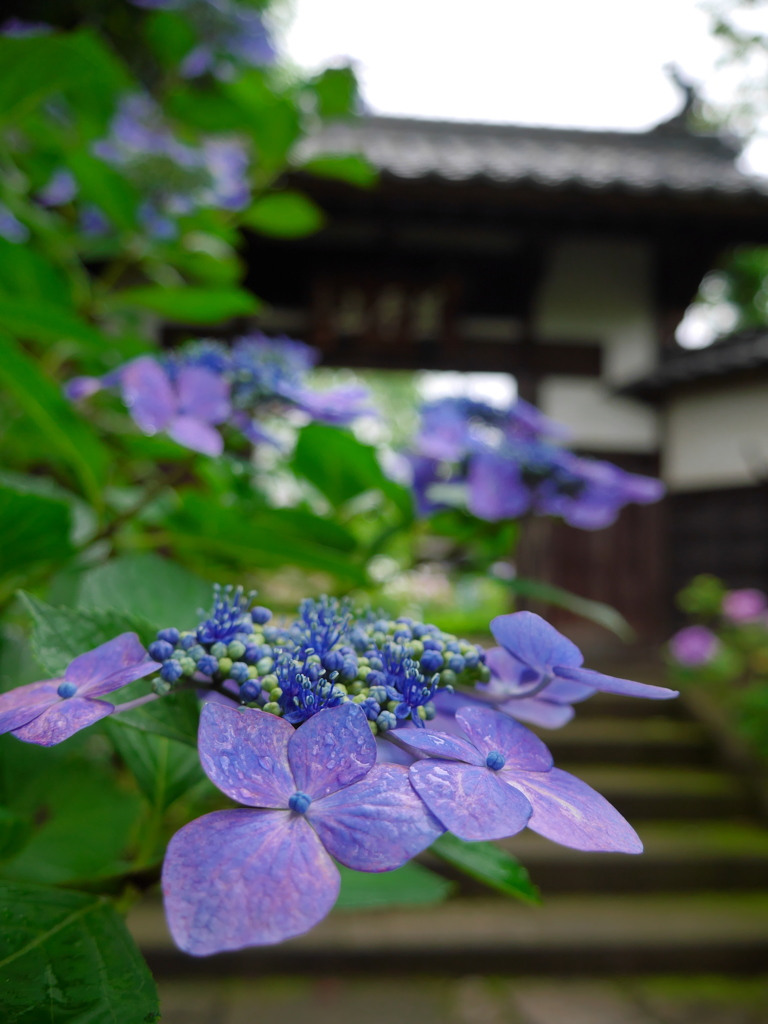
197;584;256;645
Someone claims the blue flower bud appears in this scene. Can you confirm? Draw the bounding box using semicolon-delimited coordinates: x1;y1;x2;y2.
423;638;444;652
149;639;174;662
464;649;480;669
339;658;358;681
376;710;397;731
188;645;206;662
420;650;444;674
229;661;251;684
288;791;312;813
447;654;465;674
360;697;381;721
445;641;461;654
197;654;219;677
251;606;272;625
243;645;261;664
323;650;344;673
369;684;388;704
239;679;262;702
366;670;387;688
211;641;228;659
486;750;506;771
157;627;180;645
56;681;78;699
161;659;184;683
393;627;412;642
179;634;198;651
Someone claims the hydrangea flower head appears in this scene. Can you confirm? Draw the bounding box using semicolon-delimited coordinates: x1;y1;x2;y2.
669;625;720;667
0;634;158;746
162;701;443;953
722;588;767;624
197;584;256;644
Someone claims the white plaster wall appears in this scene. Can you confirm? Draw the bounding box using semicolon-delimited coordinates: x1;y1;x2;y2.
663;382;768;491
539;377;660;453
533;238;658;385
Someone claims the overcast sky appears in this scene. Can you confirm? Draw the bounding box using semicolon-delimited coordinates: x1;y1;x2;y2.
282;0;768;173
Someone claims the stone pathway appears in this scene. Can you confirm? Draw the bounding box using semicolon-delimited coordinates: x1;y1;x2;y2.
157;976;768;1024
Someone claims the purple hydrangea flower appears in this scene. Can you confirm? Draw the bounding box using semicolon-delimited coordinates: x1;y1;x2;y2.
0;204;29;244
68;355;231;456
483;645;595;728
722;588;767;624
395;705;642;852
669;625;720;667
490;611;678;704
37;168;77;207
162;701;443;953
0;634;158;746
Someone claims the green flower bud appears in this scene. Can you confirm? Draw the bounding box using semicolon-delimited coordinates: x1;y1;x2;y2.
407;640;424;659
247;665;258;679
352;693;368;704
332;683;348;697
211;642;228;659
368;720;379;735
152;678;172;695
348;680;365;695
270;687;283;700
440;669;457;687
217;656;233;675
263;702;283;716
417;705;428;720
358;657;370;667
386;700;400;713
256;656;274;674
261;673;278;691
306;654;322;665
179;657;196;676
228;640;246;660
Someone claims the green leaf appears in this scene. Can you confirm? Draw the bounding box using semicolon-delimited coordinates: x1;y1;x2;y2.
430;833;541;904
102;724;203;810
243;191;325;238
0;336;109;507
0;486;72;581
78;553;213;632
105;688;200;748
67;151;139;230
0;880;159;1023
502;576;634;641
223;73;302;169
0;299;106;349
0;36;86;123
144;10;197;67
300;154;378;188
0;810;31;864
335;862;453;911
292;423;390;507
0;240;72;308
18;592;152;678
310;65;358;119
110;286;260;323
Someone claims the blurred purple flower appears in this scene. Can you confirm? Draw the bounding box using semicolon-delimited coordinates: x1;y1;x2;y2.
722;588;767;624
162;702;443;953
395;705;642;852
79;204;111;237
37;168;77;207
0;634;158;746
1;18;52;37
491;611;678;702
669;625;720;667
0;204;29;244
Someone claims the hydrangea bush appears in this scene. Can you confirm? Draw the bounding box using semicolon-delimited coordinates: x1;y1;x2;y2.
667;573;768;758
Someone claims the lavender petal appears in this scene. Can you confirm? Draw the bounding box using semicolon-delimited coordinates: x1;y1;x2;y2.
554;665;679;701
388;728;485;766
12;697;114;746
455;705;553;771
503;767;643;853
163;808;339;954
176;365;231;425
288;703;376;801
197;703;295;808
166;415;224;456
0;681;60;735
120;356;175;434
308;763;444;870
68;632;158;697
498;697;575;729
409;760;532;842
490;611;583;673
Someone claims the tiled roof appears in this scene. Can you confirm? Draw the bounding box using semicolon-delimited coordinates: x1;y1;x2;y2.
621;329;768;398
299;115;768;198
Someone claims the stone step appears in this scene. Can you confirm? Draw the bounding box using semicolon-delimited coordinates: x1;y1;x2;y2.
559;765;755;820
427;822;768;895
130;892;768;977
537;717;713;766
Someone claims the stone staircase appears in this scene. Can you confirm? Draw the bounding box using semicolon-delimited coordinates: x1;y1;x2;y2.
130;675;768;980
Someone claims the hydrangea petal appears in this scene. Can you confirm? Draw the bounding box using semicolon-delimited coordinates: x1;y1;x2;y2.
490;611;583;673
167;415;224;456
198;703;295;808
12;697;114;746
163;808;339;954
455;705;553;771
554;665;679;701
388;728;485;766
503;767;643;853
288;703;376;801
541;678;596;704
176;365;230;425
308;763;444;870
0;681;59;735
485;646;531;691
409;760;532;842
120;356;175;434
67;632;158;697
498;697;575;730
